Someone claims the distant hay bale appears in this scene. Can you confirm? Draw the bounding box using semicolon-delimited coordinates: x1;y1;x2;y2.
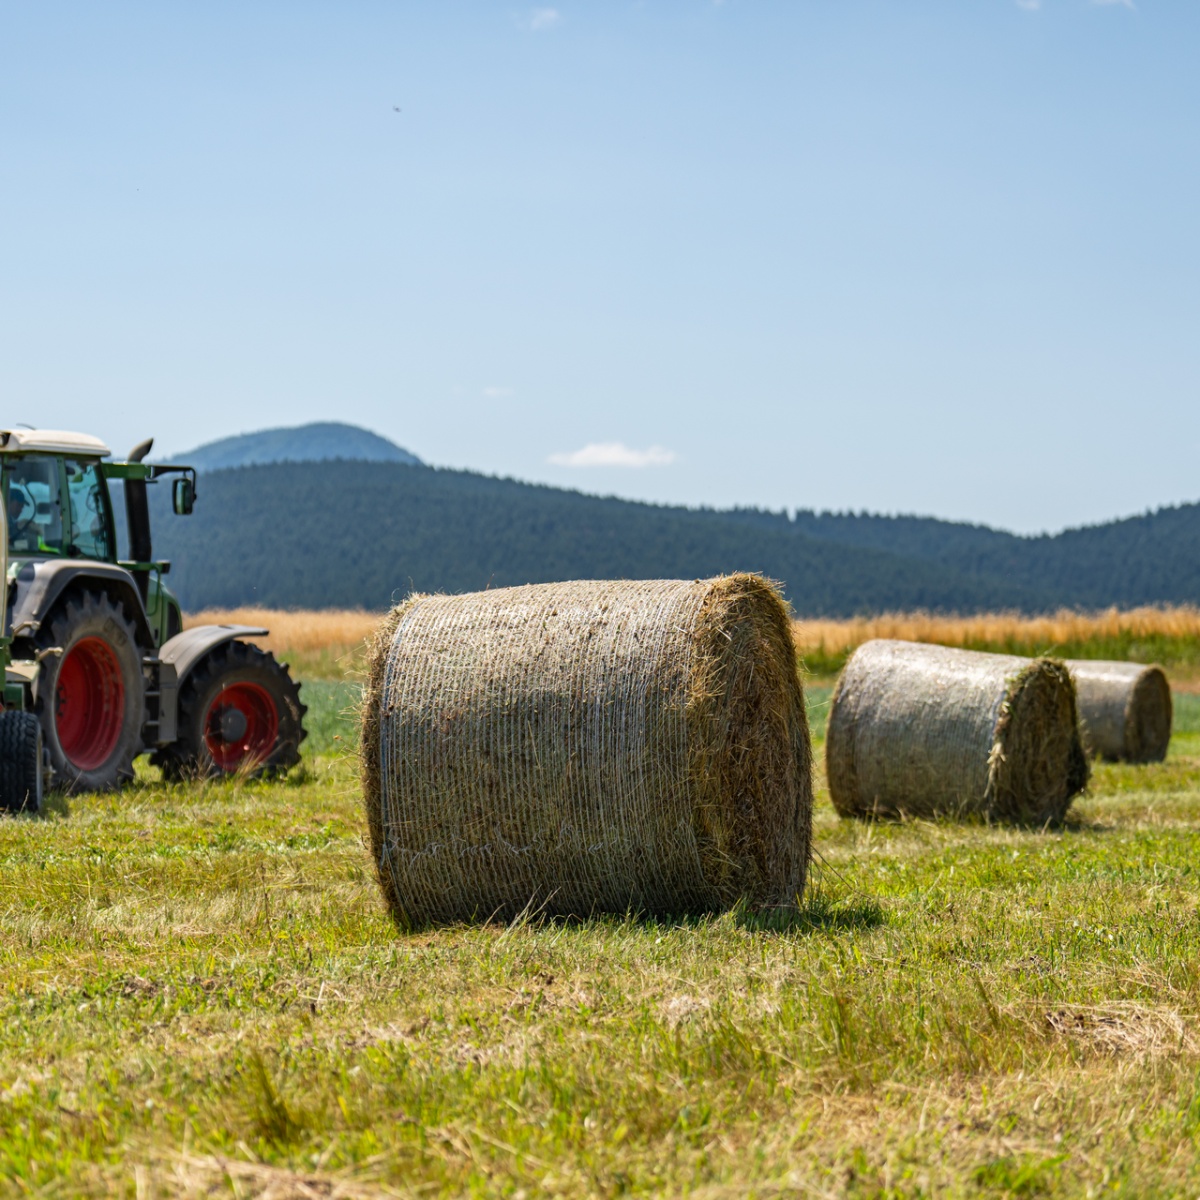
1066;660;1172;763
361;575;813;927
826;640;1089;824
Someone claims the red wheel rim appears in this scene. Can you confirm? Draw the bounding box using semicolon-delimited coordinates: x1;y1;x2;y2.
203;683;279;772
56;636;126;771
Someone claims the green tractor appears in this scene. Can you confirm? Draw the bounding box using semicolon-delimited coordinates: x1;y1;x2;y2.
0;428;306;809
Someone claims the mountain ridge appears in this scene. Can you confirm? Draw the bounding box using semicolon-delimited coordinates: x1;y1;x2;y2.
172;421;421;472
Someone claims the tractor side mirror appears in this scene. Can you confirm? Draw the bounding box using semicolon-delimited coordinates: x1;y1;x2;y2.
172;477;195;516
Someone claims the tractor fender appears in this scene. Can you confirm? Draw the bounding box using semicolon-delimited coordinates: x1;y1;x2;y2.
158;625;269;691
7;560;155;650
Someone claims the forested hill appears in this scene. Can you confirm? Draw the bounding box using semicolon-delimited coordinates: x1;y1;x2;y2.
784;507;1200;609
147;460;1200;615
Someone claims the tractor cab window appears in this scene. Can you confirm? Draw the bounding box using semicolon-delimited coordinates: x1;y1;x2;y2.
65;459;112;560
5;458;65;556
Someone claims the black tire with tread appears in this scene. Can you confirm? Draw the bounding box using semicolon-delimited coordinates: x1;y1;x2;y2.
34;590;145;793
154;640;306;780
0;711;44;813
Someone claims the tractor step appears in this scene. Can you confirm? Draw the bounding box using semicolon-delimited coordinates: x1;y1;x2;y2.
141;657;178;747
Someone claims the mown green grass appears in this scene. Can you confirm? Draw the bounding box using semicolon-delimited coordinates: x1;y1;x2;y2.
1;682;1198;1197
295;679;362;758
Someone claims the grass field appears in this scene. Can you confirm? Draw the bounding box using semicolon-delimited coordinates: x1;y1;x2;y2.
4;615;1197;1196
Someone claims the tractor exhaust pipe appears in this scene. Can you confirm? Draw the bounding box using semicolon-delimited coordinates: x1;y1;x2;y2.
124;439;154;602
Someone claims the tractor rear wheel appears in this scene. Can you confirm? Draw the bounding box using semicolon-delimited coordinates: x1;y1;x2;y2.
0;711;44;813
155;641;306;780
35;590;145;792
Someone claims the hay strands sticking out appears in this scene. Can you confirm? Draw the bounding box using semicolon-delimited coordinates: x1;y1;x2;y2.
825;639;1089;825
361;574;813;927
1066;659;1172;763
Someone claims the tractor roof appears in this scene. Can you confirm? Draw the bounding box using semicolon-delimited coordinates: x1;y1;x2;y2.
0;429;111;457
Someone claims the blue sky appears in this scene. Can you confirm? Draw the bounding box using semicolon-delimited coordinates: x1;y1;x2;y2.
2;1;1195;533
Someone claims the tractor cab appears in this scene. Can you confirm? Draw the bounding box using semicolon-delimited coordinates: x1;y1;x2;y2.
2;431;112;556
0;429;194;648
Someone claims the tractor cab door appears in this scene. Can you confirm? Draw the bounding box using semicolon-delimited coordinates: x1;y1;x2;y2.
62;459;116;561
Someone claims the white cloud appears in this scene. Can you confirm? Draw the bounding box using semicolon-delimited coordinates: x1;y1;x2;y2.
525;8;561;30
548;441;676;468
1015;0;1041;10
1091;0;1135;7
482;385;514;399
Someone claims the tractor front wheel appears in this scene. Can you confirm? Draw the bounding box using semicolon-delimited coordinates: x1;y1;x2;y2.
156;641;306;780
35;590;145;792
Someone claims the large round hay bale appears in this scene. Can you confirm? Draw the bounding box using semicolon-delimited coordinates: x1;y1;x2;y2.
826;640;1089;824
361;575;812;927
1066;660;1172;763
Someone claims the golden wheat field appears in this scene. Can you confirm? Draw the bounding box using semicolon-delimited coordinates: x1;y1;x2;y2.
791;606;1200;657
187;603;1200;684
791;605;1200;683
185;606;382;679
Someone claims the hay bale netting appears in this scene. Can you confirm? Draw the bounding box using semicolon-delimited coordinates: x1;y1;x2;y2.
826;640;1089;824
1066;660;1172;763
361;575;813;926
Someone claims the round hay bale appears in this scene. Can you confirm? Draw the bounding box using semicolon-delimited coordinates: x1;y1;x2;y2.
1066;660;1172;763
361;574;812;927
825;640;1089;824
